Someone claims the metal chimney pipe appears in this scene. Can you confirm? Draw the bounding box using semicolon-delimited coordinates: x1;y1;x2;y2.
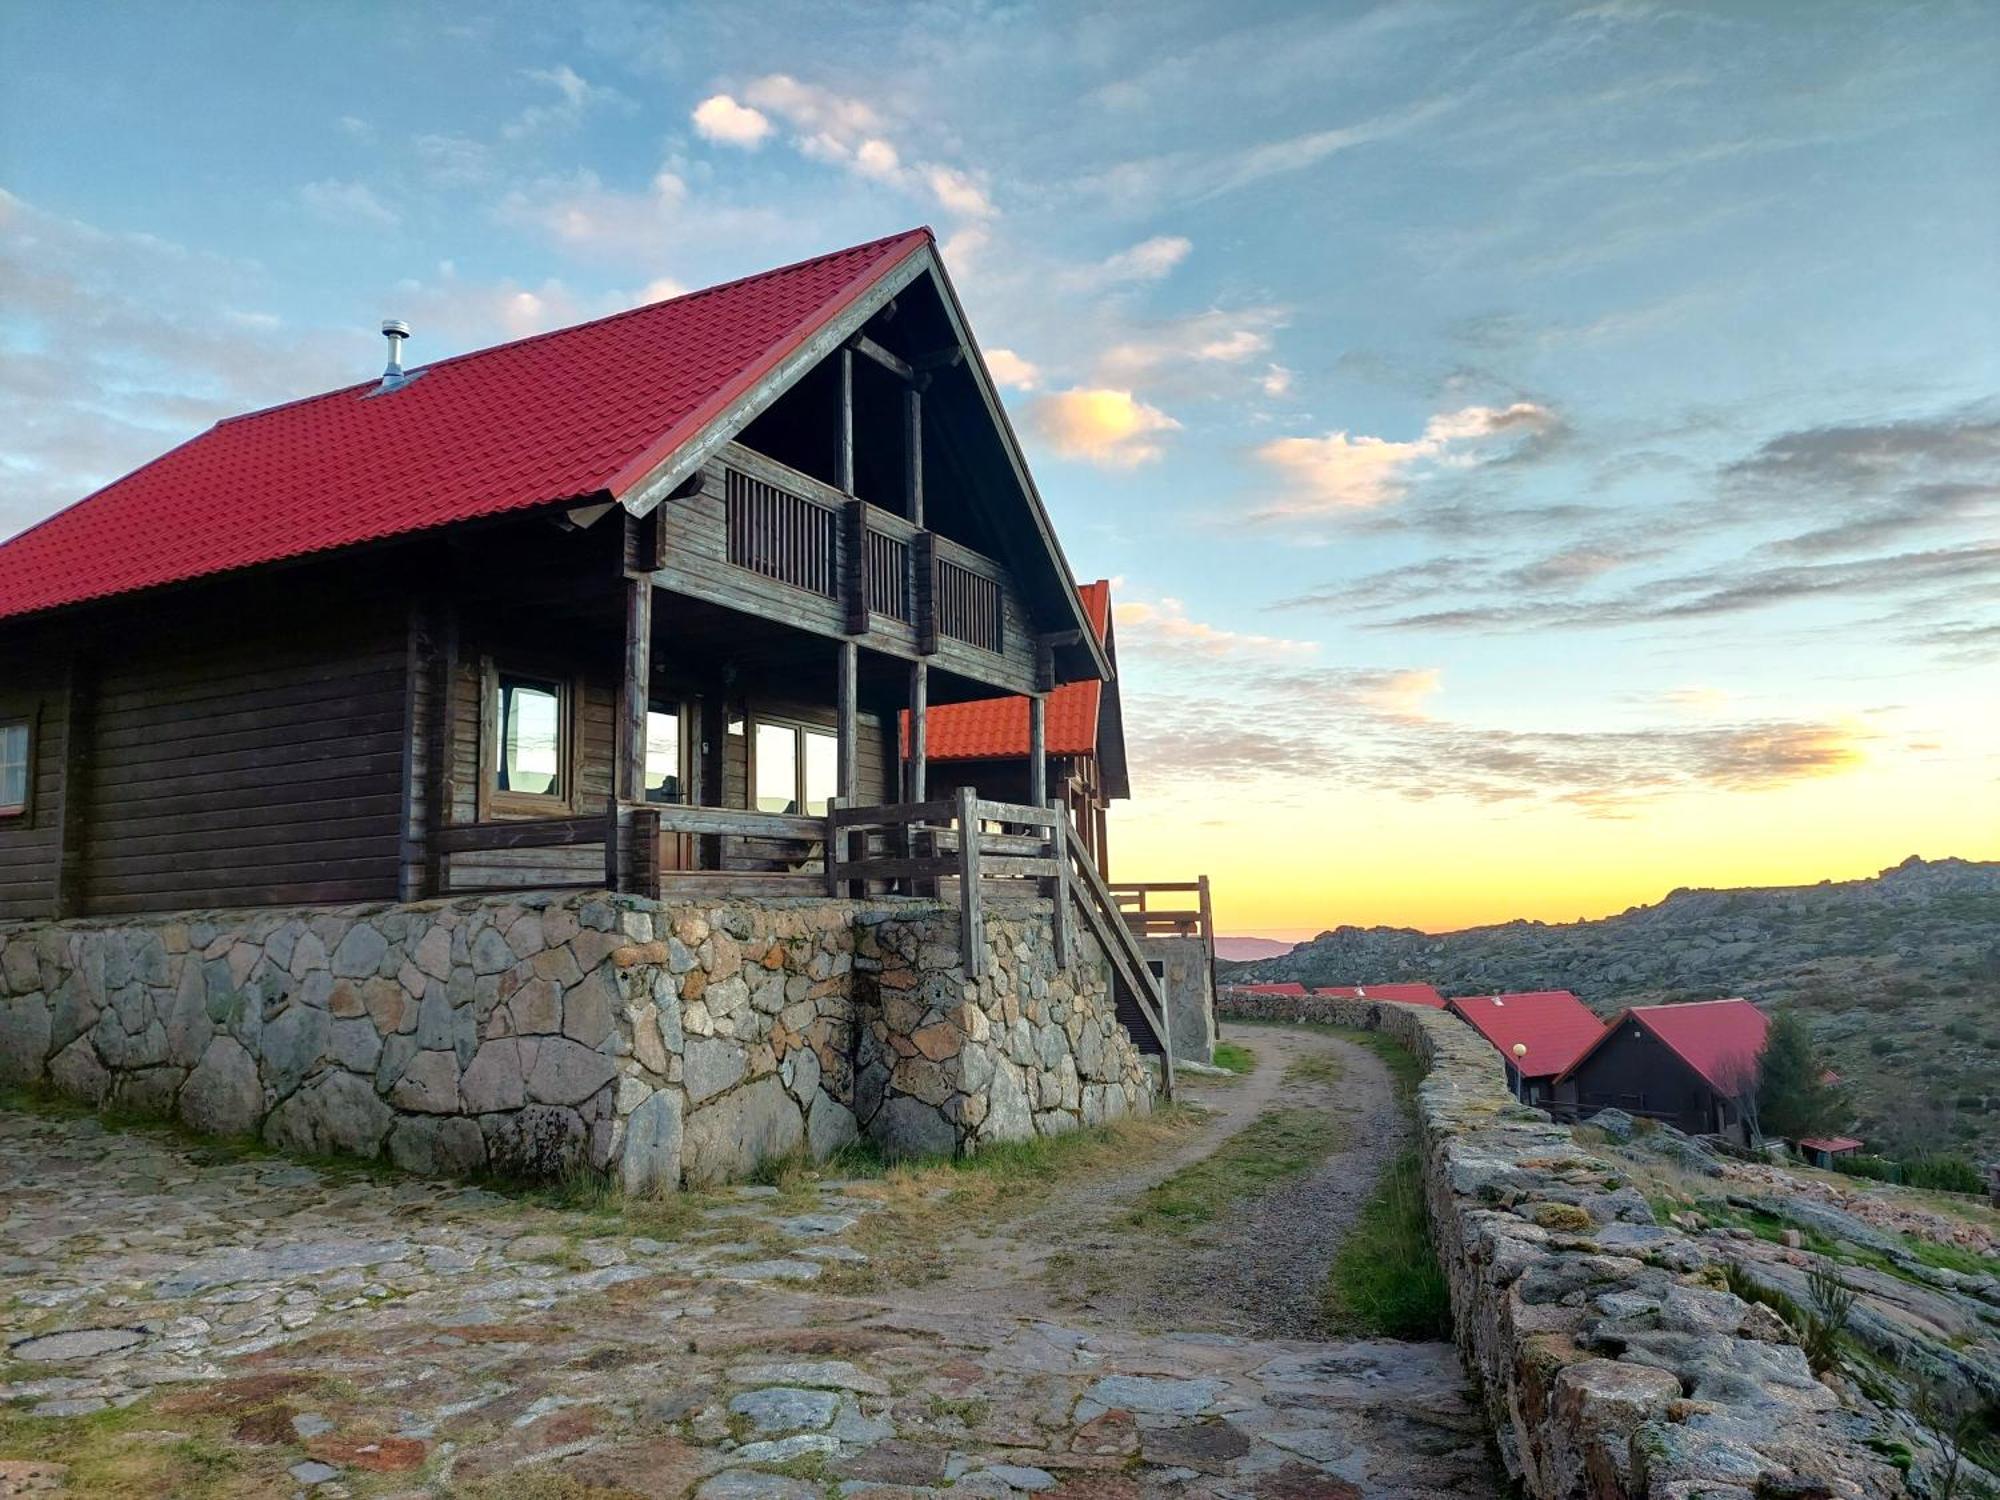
381;319;411;383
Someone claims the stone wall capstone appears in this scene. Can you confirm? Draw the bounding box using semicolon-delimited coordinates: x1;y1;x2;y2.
0;892;1155;1191
1219;989;1909;1500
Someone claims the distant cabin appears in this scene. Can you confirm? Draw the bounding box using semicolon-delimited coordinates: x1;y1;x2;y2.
1445;990;1604;1108
1315;983;1444;1008
1557;998;1769;1144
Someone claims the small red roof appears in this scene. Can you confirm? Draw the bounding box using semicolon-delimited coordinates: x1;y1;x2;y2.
1559;998;1769;1094
1446;991;1605;1079
0;229;934;621
1798;1136;1863;1154
1232;982;1307;997
1313;983;1446;1008
906;581;1110;761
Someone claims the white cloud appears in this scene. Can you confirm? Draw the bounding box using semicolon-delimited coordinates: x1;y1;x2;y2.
635;276;687;305
504;64;625;139
984;348;1039;390
1100;234;1191;281
412;133;491;186
1254;402;1559;515
708;73;994;220
1028;387;1180;468
298;178;399;229
1260;364;1294;397
923;164;994;218
691;94;773;148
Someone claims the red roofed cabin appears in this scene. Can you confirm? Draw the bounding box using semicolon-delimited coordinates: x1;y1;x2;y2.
902;579;1127;876
1445;991;1604;1108
1556;999;1769;1145
0;232;1144;963
1314;983;1445;1008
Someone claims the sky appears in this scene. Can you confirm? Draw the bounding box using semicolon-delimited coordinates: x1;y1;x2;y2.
2;1;1996;938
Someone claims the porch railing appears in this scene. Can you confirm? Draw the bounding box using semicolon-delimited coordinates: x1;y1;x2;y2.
1109;878;1214;940
726;466;838;597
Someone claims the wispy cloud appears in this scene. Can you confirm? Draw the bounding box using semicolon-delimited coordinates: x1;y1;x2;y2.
298;178;399;228
503;64;628;139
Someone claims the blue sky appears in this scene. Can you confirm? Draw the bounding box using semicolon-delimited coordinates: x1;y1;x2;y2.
3;0;1995;933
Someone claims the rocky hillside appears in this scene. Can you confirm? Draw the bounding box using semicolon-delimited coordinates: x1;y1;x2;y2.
1230;856;2000;1162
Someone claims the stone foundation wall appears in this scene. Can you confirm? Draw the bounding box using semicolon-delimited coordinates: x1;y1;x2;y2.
1219;990;1907;1500
0;892;1154;1190
852;906;1151;1158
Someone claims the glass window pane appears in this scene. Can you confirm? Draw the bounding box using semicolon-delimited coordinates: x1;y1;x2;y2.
645;709;681;803
498;676;562;797
0;724;25;811
803;729;838;816
754;723;798;813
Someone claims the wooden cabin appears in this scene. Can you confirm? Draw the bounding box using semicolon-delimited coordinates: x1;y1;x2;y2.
0;230;1118;922
1556;998;1769;1143
1444;990;1604;1108
901;578;1127;875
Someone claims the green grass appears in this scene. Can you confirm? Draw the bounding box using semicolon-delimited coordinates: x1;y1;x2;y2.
1212;1041;1257;1075
0;1394;262;1498
1322;1146;1452;1340
1128;1105;1346;1232
1283;1050;1345;1086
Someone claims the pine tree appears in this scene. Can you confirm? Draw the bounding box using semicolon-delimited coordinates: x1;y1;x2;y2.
1757;1011;1847;1141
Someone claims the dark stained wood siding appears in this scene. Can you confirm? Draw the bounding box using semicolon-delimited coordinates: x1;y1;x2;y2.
1567;1023;1728;1136
0;634;72;921
78;586;410;914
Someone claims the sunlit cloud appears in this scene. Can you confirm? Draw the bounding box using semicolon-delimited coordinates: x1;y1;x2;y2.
690;94;773;148
1028;387;1180;468
1254;401;1560;515
984;347;1040;390
1115;596;1317;660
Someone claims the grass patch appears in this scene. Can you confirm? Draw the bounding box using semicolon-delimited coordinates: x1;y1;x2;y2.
1211;1041;1257;1075
1128;1106;1346;1232
0;1393;278;1498
1283;1050;1345;1086
1321;1146;1452;1340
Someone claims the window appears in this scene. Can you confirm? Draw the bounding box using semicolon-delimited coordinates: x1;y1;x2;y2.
752;719;840;815
495;673;566;802
754;722;798;813
0;721;28;817
644;707;683;804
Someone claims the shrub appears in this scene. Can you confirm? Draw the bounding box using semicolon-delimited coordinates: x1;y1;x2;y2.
1902;1154;1985;1195
1801;1257;1856;1375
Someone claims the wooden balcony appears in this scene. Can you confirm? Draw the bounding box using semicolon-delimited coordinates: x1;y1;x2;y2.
653;441;1037;695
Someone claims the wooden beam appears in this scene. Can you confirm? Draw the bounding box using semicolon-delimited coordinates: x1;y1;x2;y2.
837;346;855;495
849;332;914;382
1028;693;1047;809
423;602;458;899
913;531;938;656
904;385;923;526
842;499;868;635
955;784;984;976
912;346;965;373
836;638;859;806
908;659;928;801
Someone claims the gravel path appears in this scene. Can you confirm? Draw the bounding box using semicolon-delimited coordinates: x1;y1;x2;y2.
906;1024;1410;1339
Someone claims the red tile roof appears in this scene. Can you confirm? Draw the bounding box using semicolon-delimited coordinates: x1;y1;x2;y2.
1232;982;1307;997
1445;991;1605;1079
1558;998;1769;1095
1313;983;1446;1008
1798;1136;1863;1154
904;581;1110;761
0;229;935;621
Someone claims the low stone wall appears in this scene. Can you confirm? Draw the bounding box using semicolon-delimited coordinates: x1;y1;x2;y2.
0;892;1152;1191
1139;934;1216;1064
1220;991;1907;1500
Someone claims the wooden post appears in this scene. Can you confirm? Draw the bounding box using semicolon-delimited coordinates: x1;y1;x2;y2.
955;784;984;976
904;385;923;526
1028;693;1047;810
423;604;458;898
908;660;928;801
1094;803;1109;880
1198;874;1219;1032
1048;797;1070;968
836;639;858;807
615;573;651;894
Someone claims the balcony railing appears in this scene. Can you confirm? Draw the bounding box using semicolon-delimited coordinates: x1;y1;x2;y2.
717;447;1005;654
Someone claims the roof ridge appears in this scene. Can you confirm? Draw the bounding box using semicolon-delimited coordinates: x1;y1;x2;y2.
213;226;935;432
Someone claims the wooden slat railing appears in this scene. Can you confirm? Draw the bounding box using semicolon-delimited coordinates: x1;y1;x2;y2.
935;554;1002;652
726;466;838;597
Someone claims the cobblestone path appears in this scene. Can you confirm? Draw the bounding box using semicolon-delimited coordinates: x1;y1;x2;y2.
0;1031;1497;1499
